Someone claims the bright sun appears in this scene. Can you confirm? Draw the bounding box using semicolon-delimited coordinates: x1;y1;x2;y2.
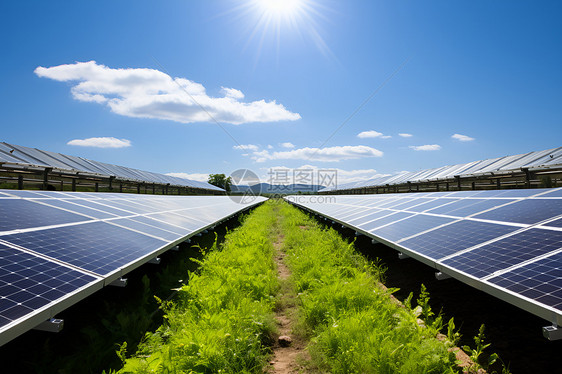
255;0;303;17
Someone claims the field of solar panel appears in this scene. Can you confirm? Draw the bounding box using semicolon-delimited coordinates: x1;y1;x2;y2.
2;187;562;373
286;188;562;336
0;189;265;348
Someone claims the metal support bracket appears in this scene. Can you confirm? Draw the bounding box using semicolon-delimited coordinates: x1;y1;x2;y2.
398;252;410;260
170;245;180;252
109;277;128;287
34;318;64;333
371;238;378;245
543;325;562;340
435;271;451;280
184;238;191;244
355;231;362;237
148;257;161;265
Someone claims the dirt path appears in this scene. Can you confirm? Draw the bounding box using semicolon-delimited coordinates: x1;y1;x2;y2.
269;234;308;374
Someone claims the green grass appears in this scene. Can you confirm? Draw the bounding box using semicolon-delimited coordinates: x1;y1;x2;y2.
113;199;500;374
114;203;280;373
277;202;461;373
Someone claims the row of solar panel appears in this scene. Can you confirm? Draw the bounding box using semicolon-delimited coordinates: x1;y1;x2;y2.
0;142;223;191
320;146;562;192
0;190;266;345
286;188;562;325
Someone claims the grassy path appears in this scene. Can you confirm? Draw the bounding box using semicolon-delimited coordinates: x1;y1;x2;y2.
114;200;468;373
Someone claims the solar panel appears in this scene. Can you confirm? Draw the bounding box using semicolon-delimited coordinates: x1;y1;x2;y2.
0;242;99;330
358;212;414;232
472;199;562;225
369;214;455;243
285;189;562;331
426;198;515;217
34;199;118;219
403;198;457;212
0;200;91;232
543;218;562;228
400;220;520;260
488;251;562;310
442;228;562;278
108;218;184;242
0;190;266;346
1;222;167;276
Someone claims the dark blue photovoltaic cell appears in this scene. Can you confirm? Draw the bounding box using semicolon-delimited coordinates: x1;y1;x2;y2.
425;199;483;215
0;200;90;232
128;216;186;234
337;209;376;222
386;198;425;211
358;212;414;232
108;218;183;241
69;199;134;217
347;210;392;225
370;214;455;243
541;188;562;198
37;199;117;219
400;220;520;260
444;199;516;217
404;198;458;212
330;206;365;218
544;217;562;228
443;228;562;279
97;200;157;214
473;189;547;198
2;191;46;198
0;243;97;328
472;199;562;224
1;222;167;276
488;252;562;310
147;212;204;231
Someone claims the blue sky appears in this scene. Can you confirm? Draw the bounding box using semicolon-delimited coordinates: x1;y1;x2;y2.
1;1;561;186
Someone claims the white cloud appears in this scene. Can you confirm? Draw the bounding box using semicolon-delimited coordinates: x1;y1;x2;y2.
233;144;259;152
165;172;209;182
280;142;295;149
251;145;384;162
451;133;475;142
398;133;413;138
220;87;244;100
35;61;301;125
409;144;441;151
259;164;391;185
67;137;131;148
267;144;273;149
357;130;391;139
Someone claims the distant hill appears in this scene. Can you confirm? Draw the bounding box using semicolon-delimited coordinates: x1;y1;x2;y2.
231;183;325;194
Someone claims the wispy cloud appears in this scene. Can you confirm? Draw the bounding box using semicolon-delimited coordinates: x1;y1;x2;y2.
250;145;383;162
409;144;441;151
398;133;413;138
280;142;295;148
451;133;475;142
165;172;209;182
357;130;391;139
35;61;301;125
67;137;131;148
260;164;391;185
233;144;259;151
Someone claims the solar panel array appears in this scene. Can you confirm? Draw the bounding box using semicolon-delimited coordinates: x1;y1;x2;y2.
0;190;266;345
0;142;223;191
320;146;562;192
286;188;562;328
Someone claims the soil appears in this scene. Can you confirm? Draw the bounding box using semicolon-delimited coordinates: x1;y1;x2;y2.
269;233;310;374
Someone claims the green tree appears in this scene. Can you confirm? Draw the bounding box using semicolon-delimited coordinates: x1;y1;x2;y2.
208;173;232;192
